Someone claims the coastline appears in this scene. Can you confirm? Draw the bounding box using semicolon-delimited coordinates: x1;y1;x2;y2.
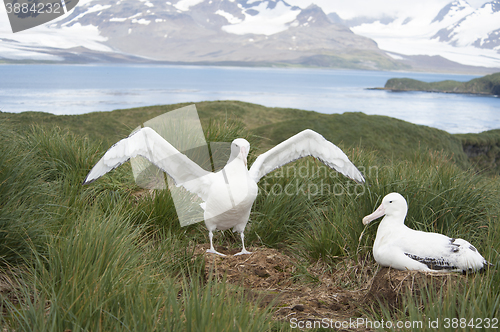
366;87;499;96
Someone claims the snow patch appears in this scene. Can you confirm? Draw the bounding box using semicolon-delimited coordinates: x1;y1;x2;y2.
215;10;242;24
110;17;127;22
221;1;300;36
62;4;112;26
139;0;154;7
386;52;404;60
132;18;151;25
76;0;97;7
369;36;500;68
0;22;110;61
128;13;143;19
0;43;64;61
174;0;204;11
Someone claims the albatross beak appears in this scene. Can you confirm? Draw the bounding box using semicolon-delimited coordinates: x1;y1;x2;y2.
241;147;247;167
362;204;385;225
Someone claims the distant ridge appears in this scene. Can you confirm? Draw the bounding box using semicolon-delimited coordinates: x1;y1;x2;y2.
379;72;500;95
1;100;499;175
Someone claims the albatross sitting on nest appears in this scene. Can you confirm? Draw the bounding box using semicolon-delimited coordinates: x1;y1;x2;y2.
362;192;490;273
83;128;365;256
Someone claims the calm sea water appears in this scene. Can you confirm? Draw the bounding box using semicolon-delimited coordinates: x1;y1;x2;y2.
0;64;498;133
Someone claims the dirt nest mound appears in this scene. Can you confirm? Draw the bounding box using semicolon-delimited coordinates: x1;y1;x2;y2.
194;245;461;330
365;267;459;311
195;245;366;327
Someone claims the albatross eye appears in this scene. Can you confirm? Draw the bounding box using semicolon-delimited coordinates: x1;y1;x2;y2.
389;200;393;203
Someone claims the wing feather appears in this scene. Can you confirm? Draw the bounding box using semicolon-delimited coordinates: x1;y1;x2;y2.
404;252;459;271
403;237;488;272
83;127;213;200
249;129;365;183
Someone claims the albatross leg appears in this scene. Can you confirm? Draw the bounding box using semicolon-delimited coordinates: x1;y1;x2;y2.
206;230;226;256
234;231;252;256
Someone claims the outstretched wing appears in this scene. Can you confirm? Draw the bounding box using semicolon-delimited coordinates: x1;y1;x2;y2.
83;127;213;200
248;129;365;183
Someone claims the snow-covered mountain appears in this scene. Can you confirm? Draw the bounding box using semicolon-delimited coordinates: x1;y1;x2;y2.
0;0;394;69
0;0;499;71
433;0;500;50
349;0;500;68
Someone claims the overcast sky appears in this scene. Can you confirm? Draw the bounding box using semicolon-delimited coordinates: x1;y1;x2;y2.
285;0;490;19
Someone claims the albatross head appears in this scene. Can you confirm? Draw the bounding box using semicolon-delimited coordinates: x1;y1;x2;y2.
229;138;250;167
362;192;408;225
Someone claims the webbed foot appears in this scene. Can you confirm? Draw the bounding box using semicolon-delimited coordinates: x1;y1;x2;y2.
234;249;252;256
206;249;227;257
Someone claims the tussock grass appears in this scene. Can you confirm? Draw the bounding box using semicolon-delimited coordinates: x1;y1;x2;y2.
0;106;498;330
0;124;51;266
4;100;495;171
0;121;284;331
368;266;500;332
2;211;273;331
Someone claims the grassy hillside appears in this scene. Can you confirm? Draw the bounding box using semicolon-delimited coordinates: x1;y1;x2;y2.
383;72;500;95
0;102;499;330
3;100;499;174
456;129;500;175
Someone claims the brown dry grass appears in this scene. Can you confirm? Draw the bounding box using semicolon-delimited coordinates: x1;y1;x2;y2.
193;245;463;331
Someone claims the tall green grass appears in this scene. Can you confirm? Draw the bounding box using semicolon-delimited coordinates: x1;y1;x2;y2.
0;116;498;331
2;208;277;331
367;265;500;332
0;123;283;331
292;149;496;264
0;124;52;266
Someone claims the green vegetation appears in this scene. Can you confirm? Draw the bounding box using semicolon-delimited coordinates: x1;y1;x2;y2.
456;129;500;175
2;100;499;174
383;72;500;95
0;101;499;331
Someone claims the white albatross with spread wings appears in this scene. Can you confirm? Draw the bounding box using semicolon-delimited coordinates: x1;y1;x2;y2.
362;192;490;273
83;128;365;256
